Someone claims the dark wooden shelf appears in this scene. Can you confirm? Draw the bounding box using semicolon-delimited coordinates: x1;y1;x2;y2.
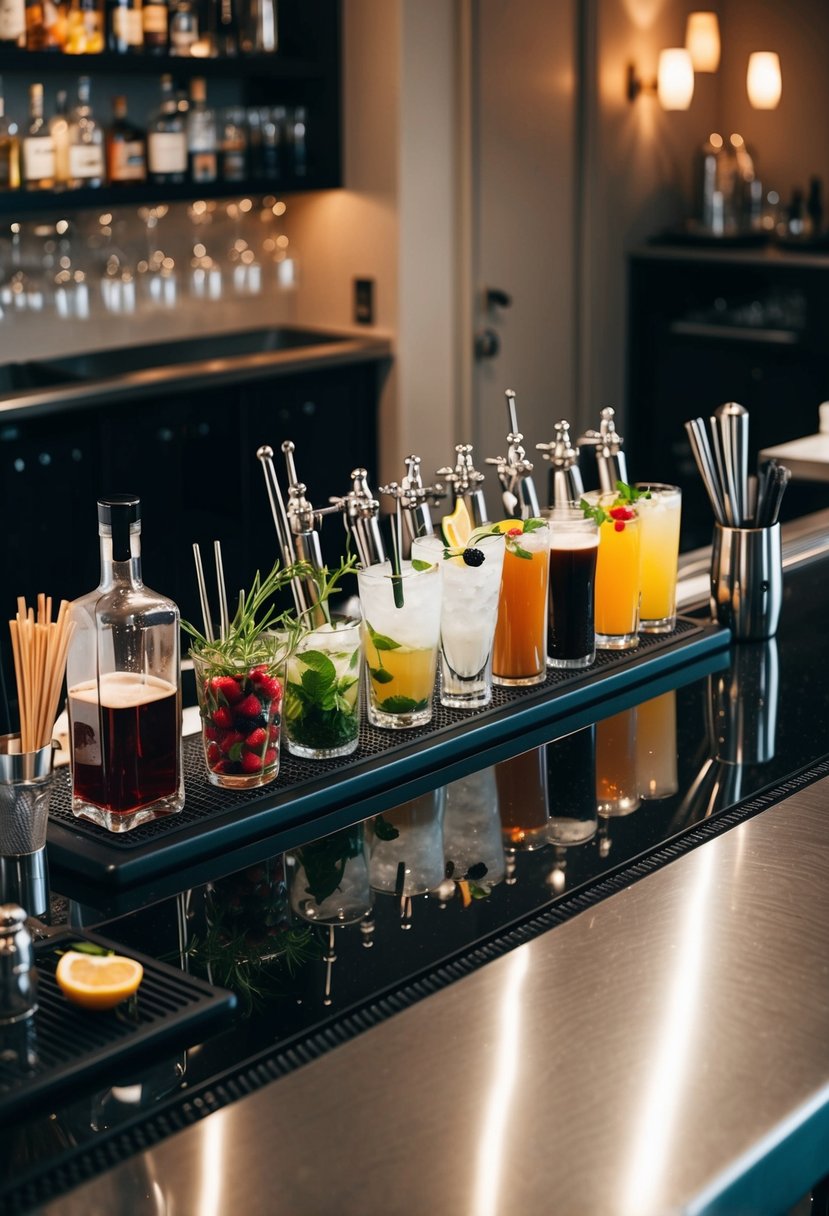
0;48;323;79
0;173;337;214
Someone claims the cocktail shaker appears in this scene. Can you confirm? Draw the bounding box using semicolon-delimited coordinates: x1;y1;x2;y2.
0;904;37;1024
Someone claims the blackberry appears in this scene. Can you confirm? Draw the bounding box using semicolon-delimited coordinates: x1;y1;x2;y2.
462;547;485;567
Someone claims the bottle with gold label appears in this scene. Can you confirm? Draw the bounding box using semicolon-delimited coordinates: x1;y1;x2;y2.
107;0;142;52
0;79;20;191
64;0;103;52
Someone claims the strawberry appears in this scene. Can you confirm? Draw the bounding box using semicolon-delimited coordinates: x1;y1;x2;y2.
268;724;279;743
236;693;264;719
248;664;269;683
241;751;264;773
264;748;278;766
211;706;233;730
256;674;282;703
211;759;230;774
204;724;219;742
209;675;243;704
207;741;222;766
218;729;245;755
245;727;267;750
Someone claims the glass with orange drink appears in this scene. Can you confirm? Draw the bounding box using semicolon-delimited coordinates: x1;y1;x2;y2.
492;518;550;686
583;492;641;650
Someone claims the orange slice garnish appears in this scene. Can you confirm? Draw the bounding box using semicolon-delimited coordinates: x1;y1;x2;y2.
56;950;144;1010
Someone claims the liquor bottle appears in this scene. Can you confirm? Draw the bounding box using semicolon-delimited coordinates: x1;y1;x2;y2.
22;83;55;191
0;0;26;47
0;79;20;191
25;0;65;49
64;0;104;52
106;94;146;183
67;76;105;189
215;0;237;55
49;87;70;188
242;0;275;52
219;105;246;182
187;76;216;184
141;0;166;52
168;0;196;54
147;73;187;185
107;0;142;52
67;495;184;834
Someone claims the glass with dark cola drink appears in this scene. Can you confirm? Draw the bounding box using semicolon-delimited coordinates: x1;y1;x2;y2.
547;504;599;669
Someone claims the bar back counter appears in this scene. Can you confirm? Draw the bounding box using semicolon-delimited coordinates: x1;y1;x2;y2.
0;509;828;1214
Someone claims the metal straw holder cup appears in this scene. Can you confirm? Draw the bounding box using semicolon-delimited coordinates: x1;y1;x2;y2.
710;522;782;641
0;735;57;857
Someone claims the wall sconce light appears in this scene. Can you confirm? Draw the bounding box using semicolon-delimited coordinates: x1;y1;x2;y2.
746;52;782;109
627;49;694;110
685;11;720;72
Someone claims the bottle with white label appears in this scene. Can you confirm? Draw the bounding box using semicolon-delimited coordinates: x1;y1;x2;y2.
67;76;105;189
49;89;70;188
0;0;25;46
187;76;217;184
108;0;142;52
23;84;55;191
147;73;186;185
107;94;146;183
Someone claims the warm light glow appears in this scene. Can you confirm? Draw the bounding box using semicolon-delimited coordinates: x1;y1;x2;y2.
657;48;695;109
747;51;782;109
685;12;720;72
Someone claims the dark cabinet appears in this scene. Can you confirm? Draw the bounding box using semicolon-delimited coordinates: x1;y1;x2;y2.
627;247;829;549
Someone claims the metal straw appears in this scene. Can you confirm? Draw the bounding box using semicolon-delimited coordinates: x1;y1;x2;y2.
213;540;229;640
192;543;214;642
684;419;726;525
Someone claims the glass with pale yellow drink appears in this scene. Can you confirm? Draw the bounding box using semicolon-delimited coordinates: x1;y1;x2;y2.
492;519;550;686
634;483;682;633
357;559;442;729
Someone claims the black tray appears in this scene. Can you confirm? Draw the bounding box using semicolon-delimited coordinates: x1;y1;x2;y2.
0;930;236;1121
46;618;730;888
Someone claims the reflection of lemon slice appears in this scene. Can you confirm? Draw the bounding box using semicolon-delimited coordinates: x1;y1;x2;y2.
457;880;472;908
56;951;144;1010
441;499;473;548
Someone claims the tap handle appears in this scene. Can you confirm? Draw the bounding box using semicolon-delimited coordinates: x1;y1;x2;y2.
281;439;300;489
504;388;519;436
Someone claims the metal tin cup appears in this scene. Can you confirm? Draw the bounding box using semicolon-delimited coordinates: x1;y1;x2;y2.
0;735;57;857
710;522;782;641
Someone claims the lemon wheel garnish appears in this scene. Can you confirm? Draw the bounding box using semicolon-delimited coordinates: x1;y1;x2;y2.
56;950;144;1010
441;498;473;548
490;519;521;535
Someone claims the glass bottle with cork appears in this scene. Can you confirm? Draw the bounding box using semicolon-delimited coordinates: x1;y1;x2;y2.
67;495;184;833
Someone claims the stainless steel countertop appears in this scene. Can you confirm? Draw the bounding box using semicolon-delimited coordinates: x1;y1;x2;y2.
39;777;829;1216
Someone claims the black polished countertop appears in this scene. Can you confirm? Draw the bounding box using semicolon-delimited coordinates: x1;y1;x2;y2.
2;518;829;1214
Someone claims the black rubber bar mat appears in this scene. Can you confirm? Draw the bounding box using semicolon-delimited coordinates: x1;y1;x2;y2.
0;930;236;1122
45;618;730;888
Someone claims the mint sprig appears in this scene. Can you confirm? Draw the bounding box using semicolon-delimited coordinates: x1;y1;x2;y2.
616;480;651;504
580;498;610;526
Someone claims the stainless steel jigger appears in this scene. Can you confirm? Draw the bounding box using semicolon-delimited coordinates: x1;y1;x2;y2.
0;904;38;1023
0;734;55;921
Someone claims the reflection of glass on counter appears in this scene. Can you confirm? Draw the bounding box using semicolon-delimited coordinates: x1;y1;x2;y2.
636;690;679;800
596;707;640;817
443;768;505;892
286;826;373;925
367;789;446;896
497;748;550;850
546;726;598;845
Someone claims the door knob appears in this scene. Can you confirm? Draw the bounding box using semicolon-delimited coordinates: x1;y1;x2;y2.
475;328;501;359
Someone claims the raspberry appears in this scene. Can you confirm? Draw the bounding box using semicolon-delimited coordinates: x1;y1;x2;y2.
241;751;264;773
245;727;267;750
211;706;233;730
264;748;278;766
614;520;626;532
209;675;243;704
462;547;485;567
236;693;263;719
609;506;634;521
507;527;523;537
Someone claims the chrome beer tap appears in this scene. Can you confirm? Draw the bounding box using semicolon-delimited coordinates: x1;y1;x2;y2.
332;468;387;568
380;455;444;543
578;406;628;494
536;419;585;508
485;389;541;519
436;444;489;527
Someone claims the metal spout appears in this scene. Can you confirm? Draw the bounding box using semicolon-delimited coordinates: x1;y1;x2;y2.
578;406;628;493
435;443;489;527
537;420;585;508
381;455;444;543
485;389;541;519
256;441;329;625
333;468;386;567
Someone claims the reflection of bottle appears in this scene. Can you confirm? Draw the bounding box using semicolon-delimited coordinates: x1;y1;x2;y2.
497;747;549;850
546;726;597;845
596;707;640;817
67;496;184;832
636;690;678;800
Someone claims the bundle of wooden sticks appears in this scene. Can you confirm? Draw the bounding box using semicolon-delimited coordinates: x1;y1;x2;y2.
8;595;75;753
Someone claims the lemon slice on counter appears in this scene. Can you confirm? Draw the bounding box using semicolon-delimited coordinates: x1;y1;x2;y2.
441;499;473;548
56;950;144;1011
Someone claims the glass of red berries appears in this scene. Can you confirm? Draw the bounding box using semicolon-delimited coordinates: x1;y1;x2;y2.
192;647;286;789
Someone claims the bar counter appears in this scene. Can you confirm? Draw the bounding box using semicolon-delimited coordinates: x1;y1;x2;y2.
4;513;829;1215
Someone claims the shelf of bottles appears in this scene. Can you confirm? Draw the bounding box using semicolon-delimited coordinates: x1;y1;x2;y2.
0;0;341;210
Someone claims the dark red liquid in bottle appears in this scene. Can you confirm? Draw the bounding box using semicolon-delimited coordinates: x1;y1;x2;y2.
70;672;179;814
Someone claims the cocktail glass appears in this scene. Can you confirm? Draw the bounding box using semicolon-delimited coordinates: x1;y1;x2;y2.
411;533;505;709
592;494;641;650
492;520;550;686
357;560;442;729
284;615;362;759
635;483;682;633
192;647;285;790
547;504;598;669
